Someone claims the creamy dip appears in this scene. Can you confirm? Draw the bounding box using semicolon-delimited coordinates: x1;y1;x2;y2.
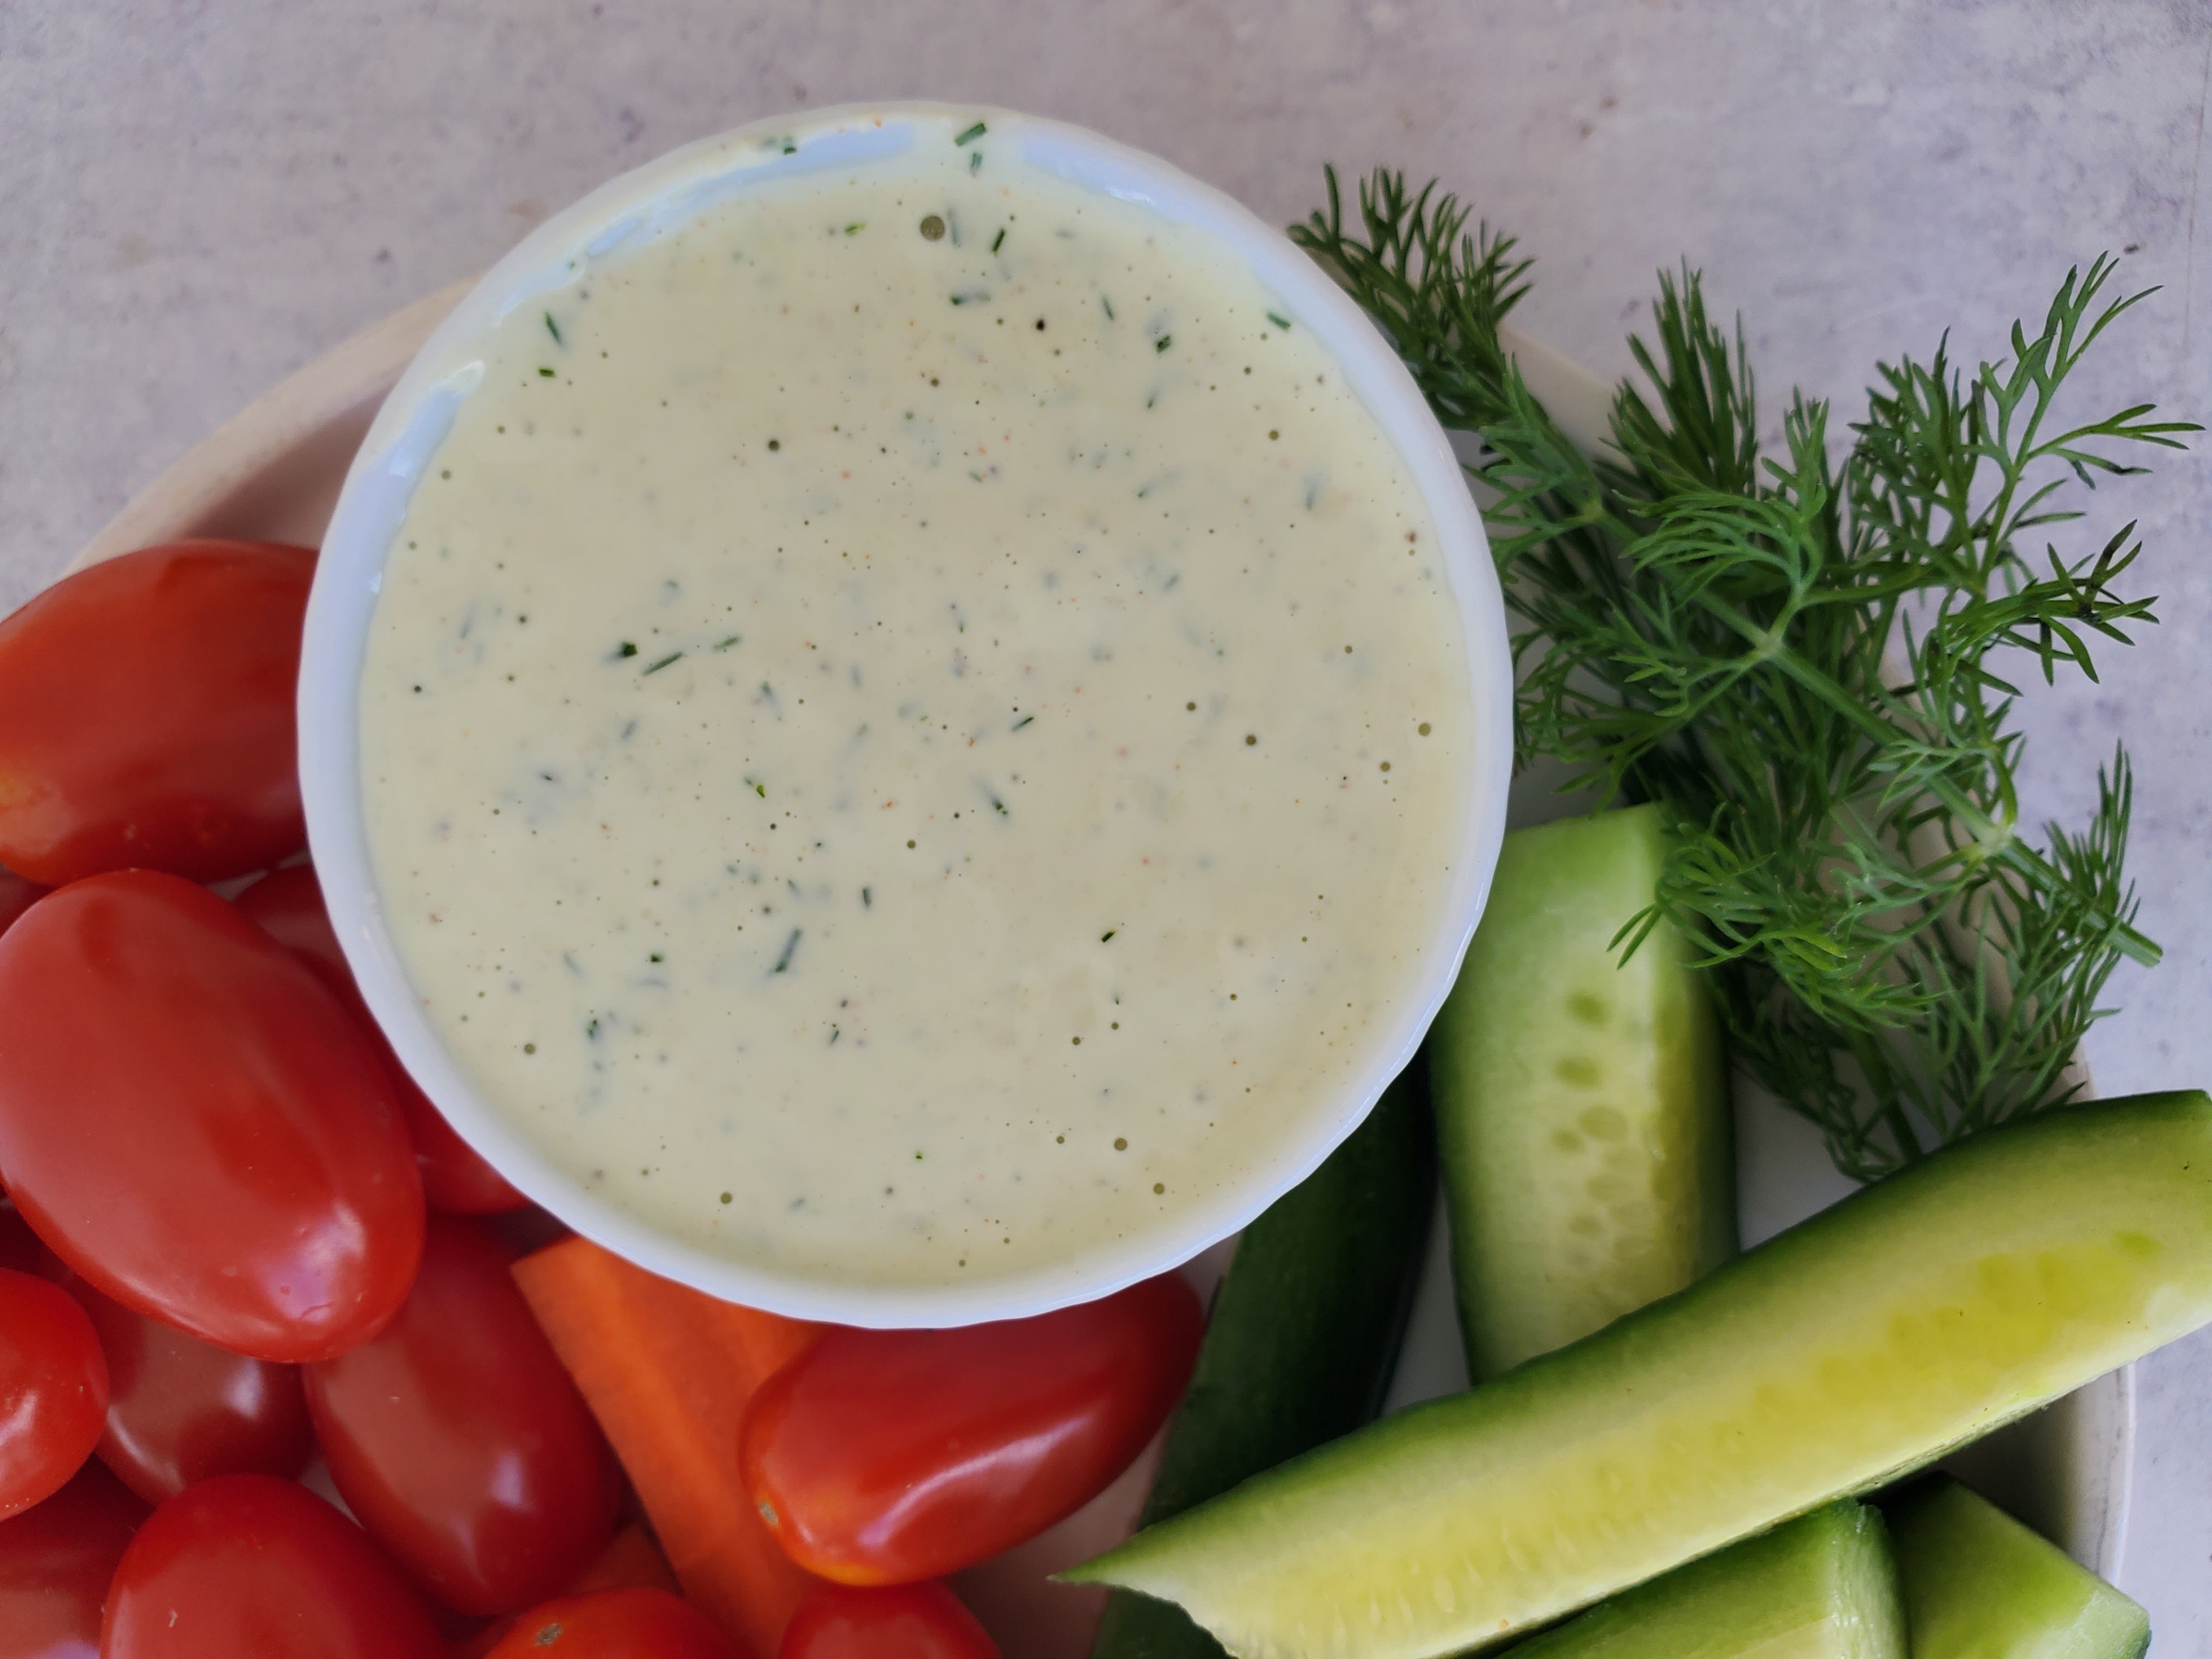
360;116;1476;1296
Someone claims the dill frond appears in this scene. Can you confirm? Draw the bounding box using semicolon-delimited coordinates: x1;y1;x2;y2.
1295;168;2193;1179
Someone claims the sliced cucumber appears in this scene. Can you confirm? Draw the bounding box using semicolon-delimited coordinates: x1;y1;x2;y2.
1430;803;1734;1379
1885;1476;2148;1658
1511;1501;1903;1659
1065;1092;2212;1659
1092;1059;1436;1659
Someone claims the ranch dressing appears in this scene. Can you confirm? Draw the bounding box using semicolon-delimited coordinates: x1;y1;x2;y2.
359;119;1476;1294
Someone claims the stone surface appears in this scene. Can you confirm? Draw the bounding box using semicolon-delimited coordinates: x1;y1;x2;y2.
5;0;2209;1641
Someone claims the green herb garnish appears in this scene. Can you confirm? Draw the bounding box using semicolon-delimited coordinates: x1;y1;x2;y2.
955;121;988;146
1266;311;1293;330
1294;166;2191;1180
643;651;683;675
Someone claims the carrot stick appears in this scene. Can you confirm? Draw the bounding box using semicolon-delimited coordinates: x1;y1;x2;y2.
512;1237;824;1658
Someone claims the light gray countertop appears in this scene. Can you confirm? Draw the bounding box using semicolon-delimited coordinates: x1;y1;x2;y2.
6;0;2210;1644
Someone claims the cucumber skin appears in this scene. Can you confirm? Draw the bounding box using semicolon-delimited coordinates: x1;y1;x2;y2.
1091;1059;1437;1659
1511;1501;1904;1659
1884;1477;2149;1659
1067;1091;2212;1659
1430;804;1735;1379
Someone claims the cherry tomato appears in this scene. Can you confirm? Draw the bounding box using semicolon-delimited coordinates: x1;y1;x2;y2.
741;1273;1200;1584
235;866;526;1214
0;871;424;1363
484;1588;743;1659
0;1270;108;1521
0;541;313;887
0;872;46;940
778;1583;998;1659
58;1266;311;1506
0;1459;147;1659
303;1217;620;1615
99;1473;441;1659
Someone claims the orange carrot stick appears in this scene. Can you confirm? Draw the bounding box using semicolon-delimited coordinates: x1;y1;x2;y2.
512;1237;823;1658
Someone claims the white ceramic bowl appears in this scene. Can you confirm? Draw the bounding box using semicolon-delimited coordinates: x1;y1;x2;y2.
298;103;1514;1327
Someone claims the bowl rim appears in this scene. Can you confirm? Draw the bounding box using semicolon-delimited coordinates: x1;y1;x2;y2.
299;100;1516;1327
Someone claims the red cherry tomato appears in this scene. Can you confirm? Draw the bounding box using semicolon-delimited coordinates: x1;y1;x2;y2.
60;1268;311;1506
483;1588;743;1659
235;866;526;1214
740;1274;1200;1584
0;1269;108;1521
303;1217;619;1615
99;1473;441;1659
0;1459;148;1659
0;872;46;940
0;541;313;887
778;1583;998;1659
0;871;424;1363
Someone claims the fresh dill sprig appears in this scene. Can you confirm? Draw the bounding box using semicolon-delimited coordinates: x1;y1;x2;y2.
1294;167;2194;1180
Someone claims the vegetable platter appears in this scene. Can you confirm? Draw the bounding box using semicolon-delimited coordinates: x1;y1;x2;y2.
26;270;2130;1659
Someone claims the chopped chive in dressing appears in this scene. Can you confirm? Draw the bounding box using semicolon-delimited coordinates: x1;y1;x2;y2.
360;117;1472;1294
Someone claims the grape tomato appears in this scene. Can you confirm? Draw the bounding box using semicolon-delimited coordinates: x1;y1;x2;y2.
484;1588;743;1659
303;1217;620;1615
0;1269;107;1521
777;1582;999;1659
0;540;314;887
99;1474;442;1659
740;1273;1201;1583
0;871;423;1363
